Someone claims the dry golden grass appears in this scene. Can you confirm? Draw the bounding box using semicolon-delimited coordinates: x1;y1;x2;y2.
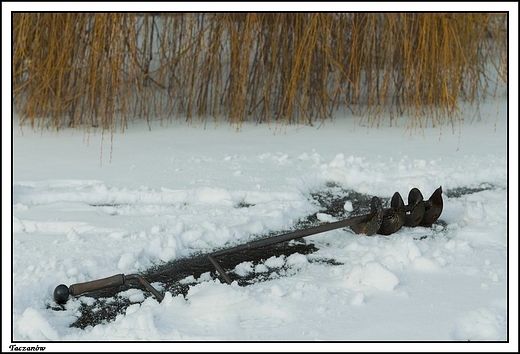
12;13;507;133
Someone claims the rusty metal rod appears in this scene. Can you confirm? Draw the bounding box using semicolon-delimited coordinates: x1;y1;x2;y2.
125;274;164;302
211;212;373;258
208;255;233;284
208;212;374;283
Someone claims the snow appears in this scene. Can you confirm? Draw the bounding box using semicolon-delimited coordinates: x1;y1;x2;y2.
6;93;517;351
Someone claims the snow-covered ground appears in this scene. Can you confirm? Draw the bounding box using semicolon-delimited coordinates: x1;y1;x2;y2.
6;87;517;351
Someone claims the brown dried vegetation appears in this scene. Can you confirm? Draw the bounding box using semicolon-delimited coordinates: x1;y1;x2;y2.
13;13;507;133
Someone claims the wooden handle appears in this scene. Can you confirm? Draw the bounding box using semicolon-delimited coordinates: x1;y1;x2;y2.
69;274;125;296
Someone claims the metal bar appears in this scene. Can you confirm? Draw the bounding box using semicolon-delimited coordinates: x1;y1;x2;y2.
207;255;233;284
206;212;373;283
126;274;164;302
210;212;373;258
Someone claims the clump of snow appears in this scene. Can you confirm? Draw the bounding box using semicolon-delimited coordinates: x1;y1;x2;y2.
344;262;400;292
234;261;254;277
316;212;337;222
343;200;353;212
264;256;286;269
120;289;146;303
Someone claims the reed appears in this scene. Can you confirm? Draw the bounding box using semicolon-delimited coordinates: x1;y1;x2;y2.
12;13;507;133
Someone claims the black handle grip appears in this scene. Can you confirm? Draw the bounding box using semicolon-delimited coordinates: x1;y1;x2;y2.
69;274;125;296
